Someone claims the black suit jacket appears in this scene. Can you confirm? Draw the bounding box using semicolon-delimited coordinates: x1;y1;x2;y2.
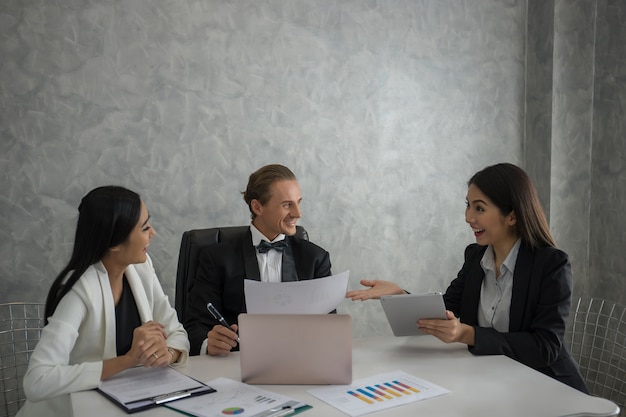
444;243;588;393
184;229;332;355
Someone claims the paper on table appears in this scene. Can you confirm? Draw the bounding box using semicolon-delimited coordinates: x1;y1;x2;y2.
97;366;213;412
165;377;310;417
244;270;349;314
307;370;450;417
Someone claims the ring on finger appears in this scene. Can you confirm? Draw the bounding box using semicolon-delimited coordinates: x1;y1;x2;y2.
152;353;159;359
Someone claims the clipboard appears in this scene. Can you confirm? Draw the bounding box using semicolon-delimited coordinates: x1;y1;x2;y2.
380;293;447;336
97;366;215;413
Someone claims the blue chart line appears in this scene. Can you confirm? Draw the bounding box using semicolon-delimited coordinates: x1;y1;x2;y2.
366;385;392;399
357;388;382;402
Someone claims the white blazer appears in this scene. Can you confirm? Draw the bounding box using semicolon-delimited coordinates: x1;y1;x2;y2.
17;255;189;417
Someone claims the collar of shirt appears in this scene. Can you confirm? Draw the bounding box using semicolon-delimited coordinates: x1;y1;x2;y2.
480;238;522;276
250;224;285;283
477;238;522;332
250;224;286;247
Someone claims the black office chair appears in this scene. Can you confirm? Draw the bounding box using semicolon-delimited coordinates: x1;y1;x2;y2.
174;225;309;323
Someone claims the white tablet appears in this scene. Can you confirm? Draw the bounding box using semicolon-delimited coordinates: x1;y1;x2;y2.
380;293;447;336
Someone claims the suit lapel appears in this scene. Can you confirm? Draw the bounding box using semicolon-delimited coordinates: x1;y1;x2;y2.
281;237;298;282
242;230;261;281
93;262;119;359
125;264;152;322
510;243;532;331
462;246;486;325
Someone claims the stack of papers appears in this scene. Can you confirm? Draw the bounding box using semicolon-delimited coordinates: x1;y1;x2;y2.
165;377;311;417
97;366;214;413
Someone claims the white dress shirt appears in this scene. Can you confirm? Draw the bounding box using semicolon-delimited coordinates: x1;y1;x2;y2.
250;224;286;283
477;239;521;332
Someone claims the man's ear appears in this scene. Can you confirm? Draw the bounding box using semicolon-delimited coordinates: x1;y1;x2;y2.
251;199;263;217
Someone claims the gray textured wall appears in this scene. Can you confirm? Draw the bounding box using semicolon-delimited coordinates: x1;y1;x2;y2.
550;0;597;298
588;0;626;302
1;0;624;338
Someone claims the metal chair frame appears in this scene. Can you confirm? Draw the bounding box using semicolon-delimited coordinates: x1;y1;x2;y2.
565;297;626;417
0;303;45;417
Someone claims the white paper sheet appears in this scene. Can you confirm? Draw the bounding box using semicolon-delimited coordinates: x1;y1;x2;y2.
244;270;350;314
97;366;208;406
307;370;450;417
165;377;308;417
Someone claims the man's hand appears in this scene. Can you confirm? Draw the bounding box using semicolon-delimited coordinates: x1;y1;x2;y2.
206;324;239;356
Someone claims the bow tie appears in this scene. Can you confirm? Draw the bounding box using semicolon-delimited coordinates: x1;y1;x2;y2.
256;239;288;254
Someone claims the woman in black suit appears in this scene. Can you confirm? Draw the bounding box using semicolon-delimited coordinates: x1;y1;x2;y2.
347;163;588;393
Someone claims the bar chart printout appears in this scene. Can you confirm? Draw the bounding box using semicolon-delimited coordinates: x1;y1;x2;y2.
307;370;450;417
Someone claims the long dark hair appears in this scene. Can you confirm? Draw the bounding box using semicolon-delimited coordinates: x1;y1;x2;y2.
468;163;555;248
44;186;141;322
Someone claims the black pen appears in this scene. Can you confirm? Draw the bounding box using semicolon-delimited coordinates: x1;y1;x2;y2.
206;302;240;342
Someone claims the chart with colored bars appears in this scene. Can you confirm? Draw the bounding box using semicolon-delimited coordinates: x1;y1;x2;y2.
308;370;450;417
348;379;421;404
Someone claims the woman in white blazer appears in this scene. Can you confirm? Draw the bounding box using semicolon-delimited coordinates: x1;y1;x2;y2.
17;186;189;417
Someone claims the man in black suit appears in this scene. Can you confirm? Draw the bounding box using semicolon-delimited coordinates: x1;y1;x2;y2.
184;164;332;355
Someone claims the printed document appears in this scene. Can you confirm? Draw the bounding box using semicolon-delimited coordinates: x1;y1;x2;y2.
307;370;450;417
165;377;311;417
244;270;349;314
97;366;214;412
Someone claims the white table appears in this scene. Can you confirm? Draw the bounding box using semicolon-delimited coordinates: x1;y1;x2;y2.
72;336;620;417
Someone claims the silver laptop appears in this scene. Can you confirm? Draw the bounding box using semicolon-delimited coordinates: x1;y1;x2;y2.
380;293;447;336
238;314;352;385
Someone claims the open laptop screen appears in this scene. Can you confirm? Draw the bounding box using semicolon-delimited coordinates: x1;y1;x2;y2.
238;314;352;385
